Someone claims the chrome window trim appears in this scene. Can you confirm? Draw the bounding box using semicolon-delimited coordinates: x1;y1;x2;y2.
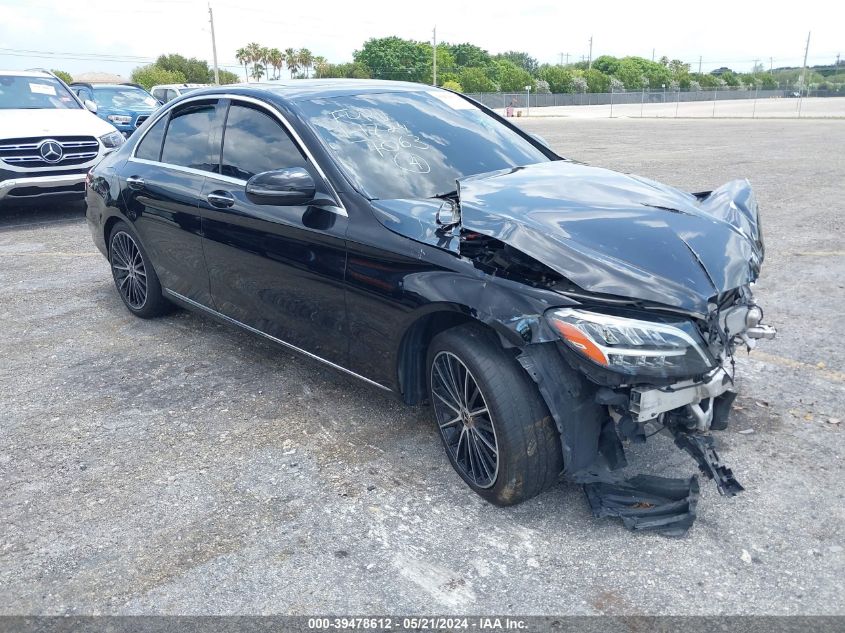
128;92;347;217
163;288;390;392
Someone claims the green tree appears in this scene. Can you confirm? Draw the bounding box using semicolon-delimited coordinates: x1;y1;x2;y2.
130;65;185;90
251;63;265;82
298;48;314;78
759;74;777;89
320;62;371;79
284;48;299;78
538;64;574;93
51;69;73;84
592;55;621;76
216;69;240;84
313;56;329;78
235;47;250;82
156;54;210;83
267;47;284;79
492;60;534;92
354;36;431;82
584;68;610;92
448;42;491;68
456;67;496;92
493;51;539;75
441;80;462;92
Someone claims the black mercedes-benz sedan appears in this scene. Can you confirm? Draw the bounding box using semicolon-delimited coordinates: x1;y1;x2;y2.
86;80;776;534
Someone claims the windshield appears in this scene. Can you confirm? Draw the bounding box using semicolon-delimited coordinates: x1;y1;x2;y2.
0;75;81;110
297;91;550;199
93;87;158;109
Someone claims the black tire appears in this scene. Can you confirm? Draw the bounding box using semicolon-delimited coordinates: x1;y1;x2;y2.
427;323;563;506
108;220;172;319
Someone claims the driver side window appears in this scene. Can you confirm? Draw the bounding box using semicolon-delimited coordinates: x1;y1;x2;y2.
220;103;307;181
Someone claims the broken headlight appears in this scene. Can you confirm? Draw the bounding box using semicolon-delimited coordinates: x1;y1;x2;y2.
545;308;714;379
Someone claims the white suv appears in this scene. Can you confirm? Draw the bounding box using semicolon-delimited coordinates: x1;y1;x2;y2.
0;69;125;205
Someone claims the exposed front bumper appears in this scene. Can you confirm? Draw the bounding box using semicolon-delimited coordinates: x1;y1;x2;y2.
629;367;733;423
0;173;87;202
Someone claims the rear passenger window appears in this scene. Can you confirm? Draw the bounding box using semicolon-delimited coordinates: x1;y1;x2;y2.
134;114;167;161
221;103;306;180
161;102;217;172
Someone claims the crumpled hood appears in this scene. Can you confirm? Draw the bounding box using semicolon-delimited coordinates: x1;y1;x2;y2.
457;161;764;315
0;108;117;138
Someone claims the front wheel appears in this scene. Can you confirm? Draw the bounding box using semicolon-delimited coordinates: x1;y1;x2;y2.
108;220;171;319
428;323;563;506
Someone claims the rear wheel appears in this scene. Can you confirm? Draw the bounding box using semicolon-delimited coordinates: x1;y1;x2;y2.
428;323;563;506
108;220;171;318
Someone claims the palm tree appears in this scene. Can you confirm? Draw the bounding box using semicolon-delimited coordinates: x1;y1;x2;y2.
298;48;314;78
267;47;284;80
251;63;265;82
284;48;299;78
313;56;328;79
259;47;272;81
235;47;249;82
245;42;263;81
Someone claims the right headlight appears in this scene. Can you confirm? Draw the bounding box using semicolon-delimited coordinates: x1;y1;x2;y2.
545;308;714;379
99;131;125;149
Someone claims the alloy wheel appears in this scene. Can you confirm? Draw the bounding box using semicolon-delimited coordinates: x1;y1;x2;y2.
110;231;147;310
431;351;500;488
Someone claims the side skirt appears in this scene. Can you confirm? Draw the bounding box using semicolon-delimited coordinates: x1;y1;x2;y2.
162;288;393;394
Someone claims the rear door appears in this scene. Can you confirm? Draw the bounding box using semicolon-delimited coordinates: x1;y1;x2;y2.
121;99;221;306
200;98;350;366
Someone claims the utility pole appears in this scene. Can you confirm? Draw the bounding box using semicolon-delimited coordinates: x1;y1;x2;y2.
652;48;655;62
698;56;702;74
565;52;570;65
208;3;220;85
588;36;593;69
769;57;773;74
799;31;810;117
432;26;437;86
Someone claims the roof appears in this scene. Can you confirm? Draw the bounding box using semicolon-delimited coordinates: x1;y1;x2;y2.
72;71;127;84
188;79;440;102
0;69;53;77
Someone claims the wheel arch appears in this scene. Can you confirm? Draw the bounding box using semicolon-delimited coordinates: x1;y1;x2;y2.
396;306;509;406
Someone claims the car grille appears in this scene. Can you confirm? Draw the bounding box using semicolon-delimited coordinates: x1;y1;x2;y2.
135;115;150;128
0;136;99;168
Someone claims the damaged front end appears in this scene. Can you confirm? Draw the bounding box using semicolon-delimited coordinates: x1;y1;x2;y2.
455;161;777;535
376;159;777;535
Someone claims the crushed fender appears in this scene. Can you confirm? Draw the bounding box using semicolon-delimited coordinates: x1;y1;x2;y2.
583;475;700;537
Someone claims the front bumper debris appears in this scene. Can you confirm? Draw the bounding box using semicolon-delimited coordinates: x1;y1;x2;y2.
583;475;700;537
670;428;744;496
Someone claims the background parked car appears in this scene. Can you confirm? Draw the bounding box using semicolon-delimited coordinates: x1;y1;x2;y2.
70;83;161;137
150;83;209;104
0;69;123;206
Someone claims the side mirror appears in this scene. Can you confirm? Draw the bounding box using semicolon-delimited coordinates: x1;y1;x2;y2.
246;167;316;206
83;99;98;114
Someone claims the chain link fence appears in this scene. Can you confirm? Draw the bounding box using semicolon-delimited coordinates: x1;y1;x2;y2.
465;89;844;110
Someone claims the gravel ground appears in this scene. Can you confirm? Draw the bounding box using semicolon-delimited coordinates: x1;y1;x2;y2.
1;119;843;616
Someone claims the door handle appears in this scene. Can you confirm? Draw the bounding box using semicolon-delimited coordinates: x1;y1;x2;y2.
206;190;235;208
126;175;145;190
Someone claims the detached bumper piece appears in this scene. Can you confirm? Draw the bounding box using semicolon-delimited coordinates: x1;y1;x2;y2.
671;429;745;496
583;475;700;537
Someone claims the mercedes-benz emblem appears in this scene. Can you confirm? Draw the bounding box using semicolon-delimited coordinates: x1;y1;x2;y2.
38;139;63;163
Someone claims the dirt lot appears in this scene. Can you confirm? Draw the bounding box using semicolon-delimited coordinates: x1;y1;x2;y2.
1;118;843;616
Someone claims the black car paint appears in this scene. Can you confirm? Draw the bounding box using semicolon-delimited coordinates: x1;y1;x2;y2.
86;81;770;534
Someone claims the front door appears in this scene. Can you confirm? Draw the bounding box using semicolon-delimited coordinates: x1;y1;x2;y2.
200;99;350;366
